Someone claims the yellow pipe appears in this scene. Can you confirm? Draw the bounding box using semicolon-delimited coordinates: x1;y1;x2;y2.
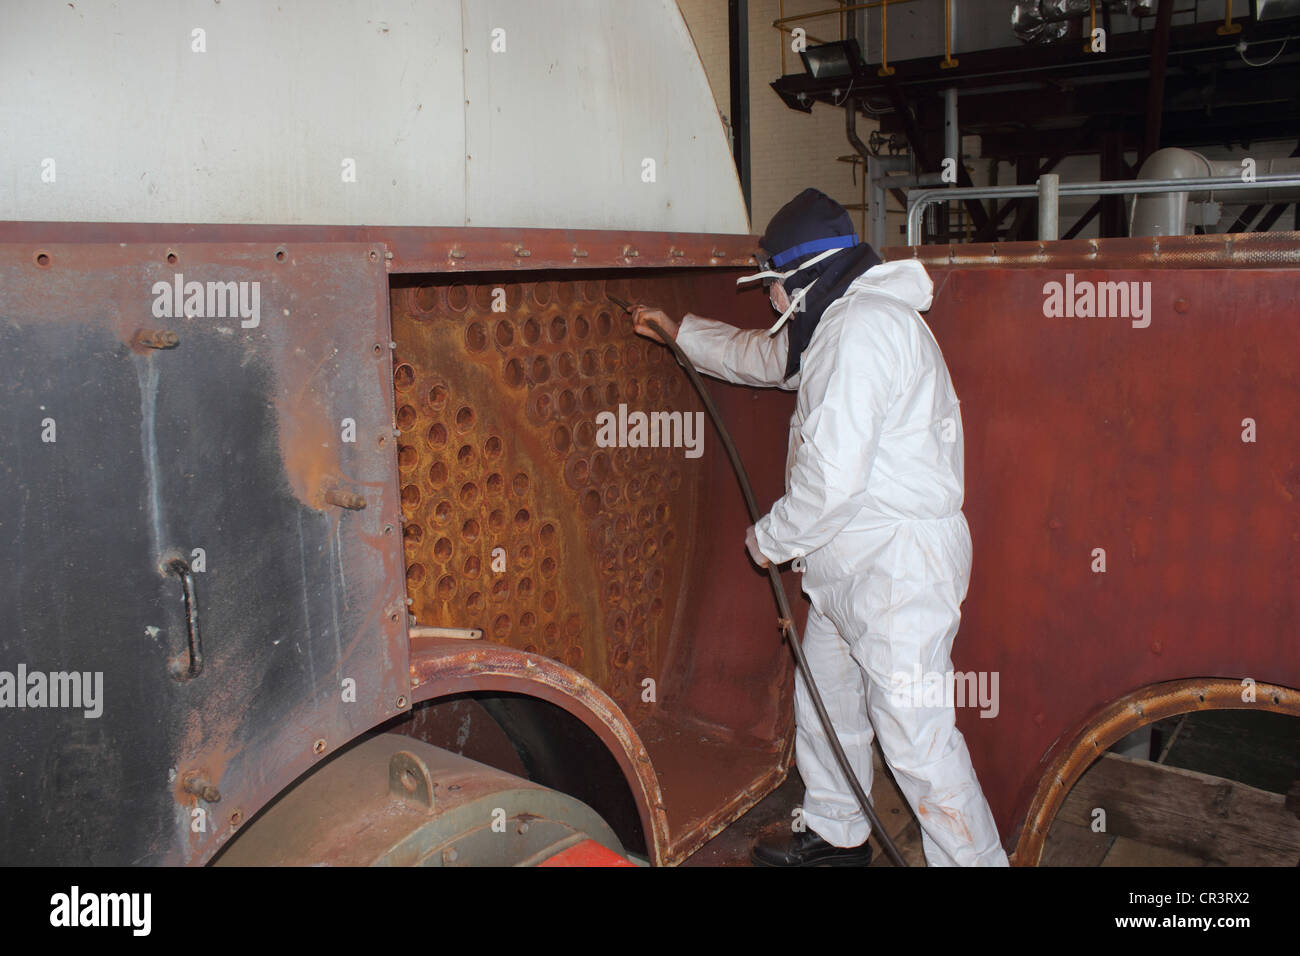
1218;0;1242;35
878;0;895;76
941;0;958;69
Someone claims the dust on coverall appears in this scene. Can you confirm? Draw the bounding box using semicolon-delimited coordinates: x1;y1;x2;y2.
674;258;1009;867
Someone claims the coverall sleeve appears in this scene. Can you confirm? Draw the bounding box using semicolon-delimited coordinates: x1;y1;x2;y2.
752;308;901;563
674;313;801;390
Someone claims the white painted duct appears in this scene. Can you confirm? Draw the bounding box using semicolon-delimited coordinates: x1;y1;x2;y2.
0;0;749;234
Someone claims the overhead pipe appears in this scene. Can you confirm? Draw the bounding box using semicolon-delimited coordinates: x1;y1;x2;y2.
1131;147;1300;236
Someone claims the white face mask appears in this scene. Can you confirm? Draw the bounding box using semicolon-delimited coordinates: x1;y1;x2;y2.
736;245;846;335
769;281;788;312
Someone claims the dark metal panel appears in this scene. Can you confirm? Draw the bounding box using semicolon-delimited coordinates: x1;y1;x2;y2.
0;241;407;864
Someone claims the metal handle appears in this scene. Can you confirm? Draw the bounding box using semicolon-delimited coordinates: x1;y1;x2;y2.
165;556;203;681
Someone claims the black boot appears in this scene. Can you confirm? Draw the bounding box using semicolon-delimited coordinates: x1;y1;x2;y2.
750;826;874;867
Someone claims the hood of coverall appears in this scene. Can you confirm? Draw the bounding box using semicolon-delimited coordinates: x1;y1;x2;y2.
841;259;935;313
758;188;883;381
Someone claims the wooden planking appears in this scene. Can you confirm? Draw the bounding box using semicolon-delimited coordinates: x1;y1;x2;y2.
1041;820;1114;867
1057;752;1300;867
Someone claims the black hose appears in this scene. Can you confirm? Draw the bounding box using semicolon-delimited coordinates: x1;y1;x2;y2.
610;295;907;867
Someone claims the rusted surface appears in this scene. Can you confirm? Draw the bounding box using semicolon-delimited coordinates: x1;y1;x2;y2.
902;243;1300;858
392;276;705;717
0;241;408;864
1013;679;1300;866
393;268;806;863
637;714;794;863
1;221;761;275
884;230;1300;270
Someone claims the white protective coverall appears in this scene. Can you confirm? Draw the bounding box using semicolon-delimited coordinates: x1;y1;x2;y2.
675;258;1009;866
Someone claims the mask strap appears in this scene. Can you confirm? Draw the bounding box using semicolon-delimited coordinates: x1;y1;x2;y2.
735;267;787;286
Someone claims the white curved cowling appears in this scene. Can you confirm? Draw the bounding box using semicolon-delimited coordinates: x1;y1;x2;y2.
0;0;749;234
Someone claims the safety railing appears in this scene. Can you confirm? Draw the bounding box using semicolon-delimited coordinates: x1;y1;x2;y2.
905;174;1300;246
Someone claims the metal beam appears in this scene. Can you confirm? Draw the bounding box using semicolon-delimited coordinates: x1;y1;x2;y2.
1142;0;1177;164
882;79;989;240
1256;203;1293;232
772;17;1300;102
729;0;751;218
1062;199;1102;240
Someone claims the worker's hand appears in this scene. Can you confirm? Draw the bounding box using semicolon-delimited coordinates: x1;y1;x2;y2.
745;525;770;568
630;305;679;344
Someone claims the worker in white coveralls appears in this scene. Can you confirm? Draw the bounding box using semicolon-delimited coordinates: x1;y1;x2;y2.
631;188;1008;867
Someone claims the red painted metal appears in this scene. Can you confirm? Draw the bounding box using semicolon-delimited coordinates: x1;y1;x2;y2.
885;231;1300;270
896;246;1300;849
538;838;638;867
8;218;1293;867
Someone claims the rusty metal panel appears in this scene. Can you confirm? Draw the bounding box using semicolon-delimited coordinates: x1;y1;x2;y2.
392;269;804;859
0;241;407;864
0;221;761;275
915;256;1300;844
884;231;1300;271
392;276;710;717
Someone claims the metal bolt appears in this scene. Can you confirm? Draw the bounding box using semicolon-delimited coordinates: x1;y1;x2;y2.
133;329;179;350
325;488;366;510
182;771;221;803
